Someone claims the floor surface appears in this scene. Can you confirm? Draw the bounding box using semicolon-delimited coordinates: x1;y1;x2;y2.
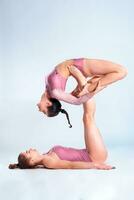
0;146;133;200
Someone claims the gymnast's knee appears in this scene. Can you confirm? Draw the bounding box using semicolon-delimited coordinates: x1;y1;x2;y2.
117;65;128;80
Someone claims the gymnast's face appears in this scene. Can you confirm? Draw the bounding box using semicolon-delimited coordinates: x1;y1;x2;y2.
20;149;40;166
37;96;52;115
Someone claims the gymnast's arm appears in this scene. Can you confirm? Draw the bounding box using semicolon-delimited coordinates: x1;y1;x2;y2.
67;65;87;89
43;158;114;170
43;157;93;169
51;89;94;105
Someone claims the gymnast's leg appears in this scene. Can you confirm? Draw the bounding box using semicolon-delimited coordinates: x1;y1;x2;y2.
83;98;108;163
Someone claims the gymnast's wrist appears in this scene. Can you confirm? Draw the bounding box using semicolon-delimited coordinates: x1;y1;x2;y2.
88;162;96;169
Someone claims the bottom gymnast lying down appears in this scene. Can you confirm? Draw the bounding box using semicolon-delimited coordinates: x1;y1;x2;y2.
9;146;115;170
9;100;116;170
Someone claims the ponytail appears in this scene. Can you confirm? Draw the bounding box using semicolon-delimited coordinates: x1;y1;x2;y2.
48;98;72;128
9;153;31;169
60;109;72;128
9;163;19;169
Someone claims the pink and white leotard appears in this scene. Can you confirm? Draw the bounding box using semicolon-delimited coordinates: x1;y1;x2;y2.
45;58;92;105
44;145;92;162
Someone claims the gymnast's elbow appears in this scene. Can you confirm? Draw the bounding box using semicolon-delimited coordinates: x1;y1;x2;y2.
73;101;82;105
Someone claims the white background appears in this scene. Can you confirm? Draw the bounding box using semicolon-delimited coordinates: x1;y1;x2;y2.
0;0;134;199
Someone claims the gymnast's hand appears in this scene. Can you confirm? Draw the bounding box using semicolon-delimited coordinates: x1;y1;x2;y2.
92;162;116;170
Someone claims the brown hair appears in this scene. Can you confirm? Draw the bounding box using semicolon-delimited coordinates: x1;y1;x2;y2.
9;154;31;169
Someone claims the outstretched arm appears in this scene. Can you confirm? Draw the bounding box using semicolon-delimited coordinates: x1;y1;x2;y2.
51;89;94;105
44;158;115;170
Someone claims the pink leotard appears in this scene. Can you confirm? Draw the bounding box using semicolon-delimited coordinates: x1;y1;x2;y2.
45;58;92;105
45;145;92;162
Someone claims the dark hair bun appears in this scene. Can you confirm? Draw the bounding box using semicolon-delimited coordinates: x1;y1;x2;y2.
47;98;61;117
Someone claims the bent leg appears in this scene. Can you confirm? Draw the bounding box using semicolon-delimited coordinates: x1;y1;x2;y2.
83;99;108;162
82;59;127;95
85;59;127;84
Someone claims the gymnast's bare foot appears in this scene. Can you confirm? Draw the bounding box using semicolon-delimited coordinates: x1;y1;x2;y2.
71;85;81;97
77;81;99;97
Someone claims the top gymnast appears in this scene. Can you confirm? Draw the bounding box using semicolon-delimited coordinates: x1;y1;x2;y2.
37;58;127;127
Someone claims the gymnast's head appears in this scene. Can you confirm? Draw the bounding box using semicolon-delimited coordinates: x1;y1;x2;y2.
9;149;40;169
37;93;72;128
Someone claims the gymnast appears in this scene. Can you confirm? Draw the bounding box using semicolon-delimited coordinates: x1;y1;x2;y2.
37;58;127;127
9;99;115;170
